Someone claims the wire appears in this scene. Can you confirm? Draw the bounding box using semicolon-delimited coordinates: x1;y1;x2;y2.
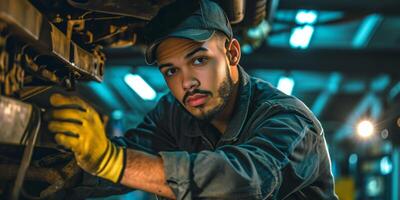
93;27;125;43
10;105;41;200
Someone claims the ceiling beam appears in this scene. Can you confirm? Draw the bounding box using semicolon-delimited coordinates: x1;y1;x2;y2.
105;48;146;66
311;73;342;117
239;47;400;76
278;0;400;15
105;47;400;76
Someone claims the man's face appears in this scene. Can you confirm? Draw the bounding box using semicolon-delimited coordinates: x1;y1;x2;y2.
156;35;234;120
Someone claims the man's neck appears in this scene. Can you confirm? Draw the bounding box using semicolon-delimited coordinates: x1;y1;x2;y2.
211;77;239;134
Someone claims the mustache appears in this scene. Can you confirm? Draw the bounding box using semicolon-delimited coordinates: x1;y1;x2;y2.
182;89;213;105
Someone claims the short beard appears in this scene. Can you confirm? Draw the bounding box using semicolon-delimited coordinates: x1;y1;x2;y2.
197;65;234;121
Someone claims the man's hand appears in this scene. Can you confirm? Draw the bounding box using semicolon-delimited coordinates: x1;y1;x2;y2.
47;93;124;183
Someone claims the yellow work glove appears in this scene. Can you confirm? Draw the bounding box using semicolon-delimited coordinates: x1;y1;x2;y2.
47;93;125;183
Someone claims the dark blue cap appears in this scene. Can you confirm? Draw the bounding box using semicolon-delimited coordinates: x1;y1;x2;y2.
144;0;233;65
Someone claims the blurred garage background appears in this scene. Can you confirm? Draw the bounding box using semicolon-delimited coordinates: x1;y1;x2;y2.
1;0;400;199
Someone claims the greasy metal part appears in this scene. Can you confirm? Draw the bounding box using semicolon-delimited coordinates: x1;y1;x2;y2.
40;68;59;83
0;0;43;40
0;0;104;82
95;25;127;43
0;0;134;198
0;31;20;96
0;31;8;95
93;48;106;77
0;159;81;199
73;43;94;76
4;42;26;97
0;96;57;148
0;164;62;184
218;0;245;24
66;18;85;42
22;54;39;72
69;18;85;34
109;31;137;48
19;86;53;100
241;0;267;27
0;96;32;145
39;159;81;198
22;53;60;84
67;0;176;20
34;153;73;168
50;23;71;63
11;105;41;200
72;43;106;80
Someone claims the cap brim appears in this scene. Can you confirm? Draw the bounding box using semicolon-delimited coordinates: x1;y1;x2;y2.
145;29;215;65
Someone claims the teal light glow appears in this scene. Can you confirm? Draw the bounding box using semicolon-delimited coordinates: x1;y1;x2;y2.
277;76;295;95
349;153;358;165
389;81;400;100
348;153;358;174
380;156;392;175
366;177;382;197
352;14;383;48
86;81;122;110
289;25;314;49
295;10;317;24
247;20;270;39
112;110;123;120
371;75;390;92
124;74;157;100
241;44;253;54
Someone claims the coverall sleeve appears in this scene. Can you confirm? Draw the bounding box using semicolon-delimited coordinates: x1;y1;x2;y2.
159;106;324;200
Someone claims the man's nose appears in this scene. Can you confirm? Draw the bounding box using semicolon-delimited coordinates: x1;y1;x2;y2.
182;71;199;91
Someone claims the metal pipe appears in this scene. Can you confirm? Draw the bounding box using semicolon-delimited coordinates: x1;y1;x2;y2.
11;106;41;200
218;0;245;24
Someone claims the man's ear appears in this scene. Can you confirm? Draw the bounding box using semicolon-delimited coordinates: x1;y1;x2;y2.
226;38;241;66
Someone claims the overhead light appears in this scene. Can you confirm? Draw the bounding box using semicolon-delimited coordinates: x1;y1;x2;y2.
289;25;314;49
295;10;318;24
124;74;157;100
356;120;375;138
290;10;317;49
277;76;294;95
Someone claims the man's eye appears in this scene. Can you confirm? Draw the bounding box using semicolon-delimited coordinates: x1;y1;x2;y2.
193;57;208;65
165;68;177;77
